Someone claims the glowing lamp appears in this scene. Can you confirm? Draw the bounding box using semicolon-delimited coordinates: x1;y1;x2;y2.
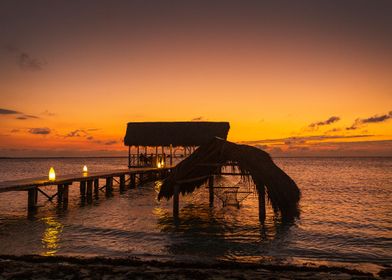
157;162;161;168
49;167;56;181
83;165;88;173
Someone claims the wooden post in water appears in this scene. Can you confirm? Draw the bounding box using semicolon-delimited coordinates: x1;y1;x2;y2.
119;175;125;192
130;173;136;188
80;181;86;197
128;146;131;168
173;184;180;218
169;144;173;166
258;186;266;223
208;176;214;207
63;184;69;205
105;177;113;194
57;184;64;203
93;178;99;195
86;180;93;201
27;187;38;210
136;146;140;167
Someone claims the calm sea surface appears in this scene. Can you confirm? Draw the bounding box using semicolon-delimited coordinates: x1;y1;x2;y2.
0;157;391;272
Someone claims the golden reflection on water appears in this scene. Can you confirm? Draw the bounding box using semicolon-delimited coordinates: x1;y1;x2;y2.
40;217;63;256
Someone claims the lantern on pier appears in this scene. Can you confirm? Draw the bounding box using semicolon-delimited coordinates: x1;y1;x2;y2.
49;167;56;181
83;165;88;173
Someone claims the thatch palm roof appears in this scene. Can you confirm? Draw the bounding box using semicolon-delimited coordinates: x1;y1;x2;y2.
124;122;230;147
158;137;300;220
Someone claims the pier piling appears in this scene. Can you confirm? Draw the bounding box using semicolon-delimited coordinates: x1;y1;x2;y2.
119;175;125;192
27;188;38;210
80;181;86;198
105;177;113;194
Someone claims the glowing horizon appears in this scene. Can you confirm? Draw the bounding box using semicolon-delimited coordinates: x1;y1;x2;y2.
1;1;391;157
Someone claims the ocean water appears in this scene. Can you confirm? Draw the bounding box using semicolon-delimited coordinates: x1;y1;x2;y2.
0;157;391;273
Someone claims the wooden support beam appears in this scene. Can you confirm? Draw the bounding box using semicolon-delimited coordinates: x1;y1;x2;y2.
94;178;99;195
86;180;93;199
130;174;136;188
137;146;140;167
173;184;180;218
80;181;86;197
63;184;69;204
57;185;64;203
169;144;173;166
119;175;125;192
258;186;266;223
27;188;38;210
128;146;131;168
208;176;214;207
105;177;113;194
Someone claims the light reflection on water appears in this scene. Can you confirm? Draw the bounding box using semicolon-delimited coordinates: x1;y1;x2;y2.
41;217;63;256
0;157;391;273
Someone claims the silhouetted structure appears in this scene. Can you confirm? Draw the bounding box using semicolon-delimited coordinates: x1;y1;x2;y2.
124;122;230;168
158;137;300;223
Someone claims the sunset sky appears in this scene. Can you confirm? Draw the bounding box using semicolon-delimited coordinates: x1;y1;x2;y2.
0;0;391;157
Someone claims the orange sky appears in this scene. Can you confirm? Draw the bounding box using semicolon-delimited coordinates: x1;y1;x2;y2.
0;1;391;157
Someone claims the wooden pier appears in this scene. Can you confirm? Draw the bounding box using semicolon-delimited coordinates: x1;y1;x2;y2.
0;167;172;214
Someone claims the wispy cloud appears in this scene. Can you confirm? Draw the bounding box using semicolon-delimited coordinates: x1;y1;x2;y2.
16;114;39;120
28;127;51;135
191;116;205;121
41;110;56;117
239;134;373;145
346;111;392;130
0;108;20;115
65;129;89;137
308;116;340;129
19;53;44;71
4;45;45;71
104;140;117;145
0;107;39;120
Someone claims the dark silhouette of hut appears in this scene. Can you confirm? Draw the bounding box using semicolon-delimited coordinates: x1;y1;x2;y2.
124;122;230;167
158;137;300;223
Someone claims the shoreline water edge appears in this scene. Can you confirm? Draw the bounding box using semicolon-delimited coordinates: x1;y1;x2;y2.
1;255;390;279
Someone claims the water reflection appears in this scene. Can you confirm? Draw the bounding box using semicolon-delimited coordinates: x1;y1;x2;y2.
41;216;63;256
155;203;296;262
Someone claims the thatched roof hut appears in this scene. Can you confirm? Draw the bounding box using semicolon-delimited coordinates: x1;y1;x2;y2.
124;121;230;168
124;122;230;147
158;137;300;222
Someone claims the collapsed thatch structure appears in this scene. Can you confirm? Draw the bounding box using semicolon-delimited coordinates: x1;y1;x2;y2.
158;137;300;222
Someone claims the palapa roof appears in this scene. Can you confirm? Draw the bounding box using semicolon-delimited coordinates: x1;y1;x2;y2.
158;137;300;220
124;122;230;147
